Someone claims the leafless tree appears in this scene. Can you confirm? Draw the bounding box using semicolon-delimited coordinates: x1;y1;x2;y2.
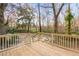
52;3;64;33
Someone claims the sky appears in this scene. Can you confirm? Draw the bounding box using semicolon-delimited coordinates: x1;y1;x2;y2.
4;3;79;26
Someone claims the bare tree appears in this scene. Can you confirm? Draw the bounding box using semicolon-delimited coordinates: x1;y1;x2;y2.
38;3;42;32
52;3;64;33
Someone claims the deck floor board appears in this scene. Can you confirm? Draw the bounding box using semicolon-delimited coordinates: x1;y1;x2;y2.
2;41;79;56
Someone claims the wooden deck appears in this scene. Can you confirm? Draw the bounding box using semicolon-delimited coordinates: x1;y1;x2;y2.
1;41;79;56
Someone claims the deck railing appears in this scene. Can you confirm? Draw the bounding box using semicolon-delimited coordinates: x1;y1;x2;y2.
0;33;25;56
0;33;79;56
53;34;79;52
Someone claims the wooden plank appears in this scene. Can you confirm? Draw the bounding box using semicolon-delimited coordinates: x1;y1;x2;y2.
0;41;79;56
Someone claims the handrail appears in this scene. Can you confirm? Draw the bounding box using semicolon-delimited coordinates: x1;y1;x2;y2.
53;34;79;52
0;33;25;56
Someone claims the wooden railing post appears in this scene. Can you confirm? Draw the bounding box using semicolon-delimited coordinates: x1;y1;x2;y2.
63;36;64;47
73;37;74;49
70;36;71;48
75;37;77;49
59;36;62;46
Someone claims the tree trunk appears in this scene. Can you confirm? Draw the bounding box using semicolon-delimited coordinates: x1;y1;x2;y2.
0;4;5;24
68;20;71;34
38;3;42;32
0;3;8;34
54;17;58;33
27;20;31;32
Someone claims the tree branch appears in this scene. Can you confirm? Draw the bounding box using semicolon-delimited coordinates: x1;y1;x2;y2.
56;3;64;18
52;3;56;18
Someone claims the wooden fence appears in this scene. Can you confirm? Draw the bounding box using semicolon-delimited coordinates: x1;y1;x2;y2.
53;34;79;52
0;33;25;56
0;33;79;55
